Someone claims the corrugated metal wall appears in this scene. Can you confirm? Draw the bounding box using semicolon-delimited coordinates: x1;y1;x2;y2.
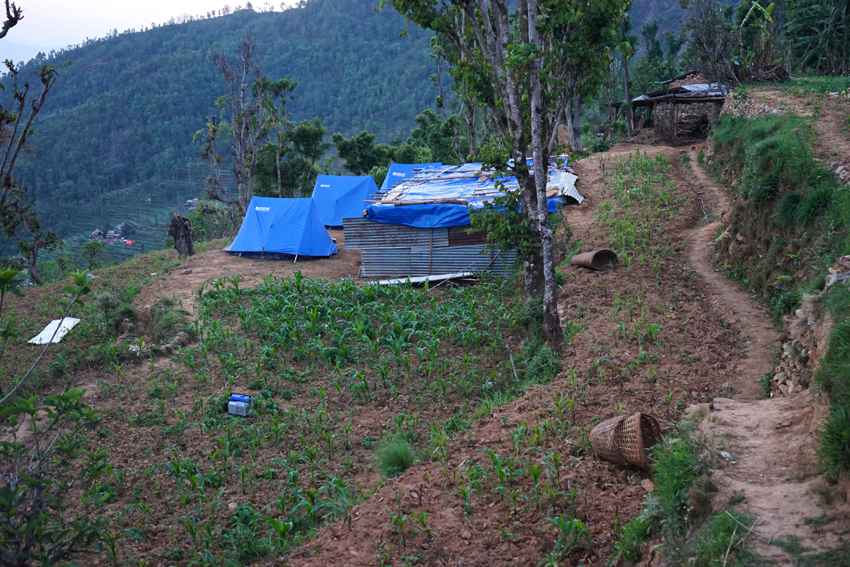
344;218;519;278
343;218;448;250
359;246;517;278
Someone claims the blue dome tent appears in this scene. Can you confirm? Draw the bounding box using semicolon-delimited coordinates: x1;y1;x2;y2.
311;175;378;227
380;163;442;190
228;197;338;258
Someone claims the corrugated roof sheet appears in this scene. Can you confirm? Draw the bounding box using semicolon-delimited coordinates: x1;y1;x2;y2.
360;245;518;278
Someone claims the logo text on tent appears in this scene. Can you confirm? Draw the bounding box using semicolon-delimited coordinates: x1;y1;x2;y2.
392;172;406;177
320;184;330;187
255;206;271;212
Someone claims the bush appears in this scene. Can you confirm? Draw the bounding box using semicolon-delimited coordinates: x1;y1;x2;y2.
770;288;803;324
376;437;416;477
149;297;193;342
522;339;560;383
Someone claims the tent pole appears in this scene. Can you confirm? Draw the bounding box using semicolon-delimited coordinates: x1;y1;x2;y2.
294;255;298;264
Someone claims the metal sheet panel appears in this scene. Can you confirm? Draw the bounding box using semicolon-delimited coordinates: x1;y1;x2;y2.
360;244;518;277
360;247;412;278
343;218;448;250
447;226;487;246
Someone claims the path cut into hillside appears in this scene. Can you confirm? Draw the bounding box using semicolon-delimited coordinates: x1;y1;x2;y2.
684;148;848;565
685;149;773;402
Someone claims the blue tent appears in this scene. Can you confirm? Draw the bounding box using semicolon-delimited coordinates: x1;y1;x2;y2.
311;175;378;227
380;163;442;190
228;197;338;257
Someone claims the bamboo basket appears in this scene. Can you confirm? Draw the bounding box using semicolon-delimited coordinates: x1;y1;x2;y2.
589;412;662;470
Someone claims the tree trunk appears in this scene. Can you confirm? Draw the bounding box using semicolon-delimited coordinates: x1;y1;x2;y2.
566;96;583;152
168;215;196;257
27;248;41;286
466;104;476;158
623;56;633;137
453;101;465;163
275;144;282;198
518;170;544;299
528;2;562;345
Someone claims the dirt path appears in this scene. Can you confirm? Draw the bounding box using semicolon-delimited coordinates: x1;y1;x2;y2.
684;150;849;564
686;149;773;401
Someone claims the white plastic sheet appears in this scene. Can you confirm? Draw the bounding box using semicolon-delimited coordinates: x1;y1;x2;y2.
28;318;81;345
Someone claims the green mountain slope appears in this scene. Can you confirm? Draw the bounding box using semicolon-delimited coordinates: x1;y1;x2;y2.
7;0;434;246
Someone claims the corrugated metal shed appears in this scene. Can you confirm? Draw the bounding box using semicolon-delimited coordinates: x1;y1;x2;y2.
360;246;518;278
343;218;449;250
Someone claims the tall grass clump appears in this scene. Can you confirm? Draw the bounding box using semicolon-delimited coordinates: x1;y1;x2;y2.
816;284;850;480
377;437;416;477
615;427;714;562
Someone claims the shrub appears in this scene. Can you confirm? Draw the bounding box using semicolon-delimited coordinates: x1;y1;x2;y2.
522;339;561;383
770;288;803;324
376;437;416;477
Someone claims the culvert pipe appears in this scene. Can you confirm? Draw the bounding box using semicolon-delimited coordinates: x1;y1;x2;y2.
570;249;618;271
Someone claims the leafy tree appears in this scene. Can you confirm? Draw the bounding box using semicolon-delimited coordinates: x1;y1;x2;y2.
0;0;22;39
407;109;461;164
255;117;330;198
630;19;681;96
331;130;393;176
385;0;628;344
257;75;298;198
788;0;849;75
80;239;106;269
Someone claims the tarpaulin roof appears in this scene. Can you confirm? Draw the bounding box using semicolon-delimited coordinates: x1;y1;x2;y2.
312;175;378;227
228;197;338;257
363;160;582;228
381;163;442;190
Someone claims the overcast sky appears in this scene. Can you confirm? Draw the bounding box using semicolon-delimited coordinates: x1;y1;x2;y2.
2;0;295;48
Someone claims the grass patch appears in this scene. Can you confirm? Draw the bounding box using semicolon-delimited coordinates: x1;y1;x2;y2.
376;437;416;477
815;284;850;480
149;297;193;343
688;510;757;567
615;425;716;562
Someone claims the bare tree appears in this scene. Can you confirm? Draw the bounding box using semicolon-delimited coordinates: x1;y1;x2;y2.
0;0;22;39
0;55;65;285
196;32;279;227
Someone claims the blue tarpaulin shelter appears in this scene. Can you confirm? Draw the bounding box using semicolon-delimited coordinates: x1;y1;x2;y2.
228;197;338;258
311;175;379;227
364;161;581;229
380;163;442;190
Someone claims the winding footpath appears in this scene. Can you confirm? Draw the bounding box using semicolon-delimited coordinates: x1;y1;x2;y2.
684;149;843;565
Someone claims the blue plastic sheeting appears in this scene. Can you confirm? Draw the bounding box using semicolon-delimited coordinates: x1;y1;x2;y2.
380;163;442;190
312;175;379;226
228;197;338;257
364;197;564;229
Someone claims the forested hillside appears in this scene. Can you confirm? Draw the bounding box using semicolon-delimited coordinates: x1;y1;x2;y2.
1;0;732;260
5;0;434;246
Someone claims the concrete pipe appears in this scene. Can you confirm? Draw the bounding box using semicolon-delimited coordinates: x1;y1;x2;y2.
570;249;618;271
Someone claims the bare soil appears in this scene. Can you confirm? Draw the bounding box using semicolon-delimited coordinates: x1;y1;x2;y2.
4;134;847;567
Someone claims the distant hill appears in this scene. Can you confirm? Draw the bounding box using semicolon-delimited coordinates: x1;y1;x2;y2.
6;0;435;252
629;0;739;47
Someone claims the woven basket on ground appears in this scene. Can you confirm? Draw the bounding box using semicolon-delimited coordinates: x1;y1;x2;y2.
589;412;662;470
